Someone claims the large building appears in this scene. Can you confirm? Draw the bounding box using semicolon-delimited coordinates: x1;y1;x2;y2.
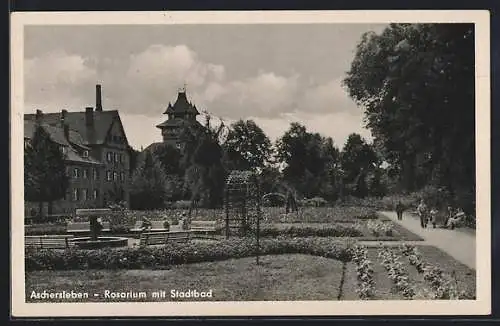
24;84;131;216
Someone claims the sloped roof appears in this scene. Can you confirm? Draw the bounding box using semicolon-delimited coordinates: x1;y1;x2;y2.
156;118;187;128
24;110;125;145
163;91;200;115
24;119;101;165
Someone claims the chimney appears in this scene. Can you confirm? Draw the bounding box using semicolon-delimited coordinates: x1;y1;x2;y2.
96;84;102;112
35;109;43;122
85;107;94;127
60;109;67;126
63;124;69;140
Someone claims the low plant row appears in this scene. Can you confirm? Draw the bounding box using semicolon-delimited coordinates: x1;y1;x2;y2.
378;247;416;299
399;244;474;300
25;237;354;271
352;245;375;299
366;220;394;237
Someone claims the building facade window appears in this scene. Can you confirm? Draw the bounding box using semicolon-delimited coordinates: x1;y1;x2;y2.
60;146;67;154
114;153;119;162
24;139;30;149
72;188;79;201
107;152;113;162
106;171;112;181
82;150;89;158
82;189;88;201
93;189;99;200
119;154;123;163
73;168;80;178
93;168;99;180
113;172;118;181
120;172;125;182
176;143;181;149
83;169;88;179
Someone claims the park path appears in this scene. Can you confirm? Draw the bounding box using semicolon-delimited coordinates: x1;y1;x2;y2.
377;211;476;270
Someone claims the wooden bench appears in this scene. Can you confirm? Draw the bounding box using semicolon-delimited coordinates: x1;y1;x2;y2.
25;235;75;249
139;231;191;246
66;221;111;234
130;220;169;233
190;220;218;239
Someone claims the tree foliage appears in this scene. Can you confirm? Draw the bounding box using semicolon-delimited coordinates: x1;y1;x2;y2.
224;119;272;172
129;150;169;210
343;23;475;209
24;124;69;215
276;122;340;199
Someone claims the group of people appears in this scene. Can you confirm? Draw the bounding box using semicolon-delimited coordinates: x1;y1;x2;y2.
395;199;466;230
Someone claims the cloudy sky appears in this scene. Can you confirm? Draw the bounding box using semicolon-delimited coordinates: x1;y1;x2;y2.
24;24;387;149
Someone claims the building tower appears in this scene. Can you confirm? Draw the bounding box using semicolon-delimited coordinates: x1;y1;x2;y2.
156;89;202;149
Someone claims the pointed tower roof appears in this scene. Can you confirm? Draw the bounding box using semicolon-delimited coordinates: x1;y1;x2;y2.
164;90;200;115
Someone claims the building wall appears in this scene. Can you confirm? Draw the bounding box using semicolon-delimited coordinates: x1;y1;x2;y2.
99;120;131;208
24;162;102;217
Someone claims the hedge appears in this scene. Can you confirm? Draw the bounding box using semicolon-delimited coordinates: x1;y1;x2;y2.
25;237;354;271
259;224;363;238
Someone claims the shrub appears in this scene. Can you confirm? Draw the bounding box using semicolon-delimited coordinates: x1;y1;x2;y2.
25;237;354;271
259;224;363;238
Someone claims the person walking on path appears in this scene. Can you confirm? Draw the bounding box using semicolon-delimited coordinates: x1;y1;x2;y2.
395;201;405;220
417;199;429;228
430;207;438;229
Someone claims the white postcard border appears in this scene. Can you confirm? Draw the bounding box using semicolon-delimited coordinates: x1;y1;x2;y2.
10;10;491;317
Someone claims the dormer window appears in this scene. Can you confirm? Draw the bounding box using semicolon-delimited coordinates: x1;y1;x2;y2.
60;146;67;154
82;150;89;158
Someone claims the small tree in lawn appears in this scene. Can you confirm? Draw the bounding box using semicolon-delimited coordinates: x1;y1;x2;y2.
129;150;169;210
24;124;69;218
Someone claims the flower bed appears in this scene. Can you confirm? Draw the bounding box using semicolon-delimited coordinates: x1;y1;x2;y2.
366;220;394;237
25;237;354;271
400;244;475;299
352;245;375;299
378;247;416;299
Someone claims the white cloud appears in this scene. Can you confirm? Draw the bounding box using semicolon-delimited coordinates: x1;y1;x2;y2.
24;44;370;149
24;50;97;111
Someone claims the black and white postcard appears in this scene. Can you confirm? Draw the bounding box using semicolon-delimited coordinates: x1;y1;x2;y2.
10;10;491;317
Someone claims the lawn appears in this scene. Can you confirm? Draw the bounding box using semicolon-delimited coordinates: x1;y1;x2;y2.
26;254;345;302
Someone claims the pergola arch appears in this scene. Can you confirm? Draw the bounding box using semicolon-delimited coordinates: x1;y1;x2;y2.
224;170;261;239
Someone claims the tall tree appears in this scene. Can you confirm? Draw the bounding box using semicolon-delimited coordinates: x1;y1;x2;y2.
179;113;228;208
129;150;169;210
223;119;272;172
24;125;69;216
343;23;475;206
276;122;340;198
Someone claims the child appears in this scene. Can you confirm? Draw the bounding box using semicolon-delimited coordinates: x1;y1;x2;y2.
429;208;438;229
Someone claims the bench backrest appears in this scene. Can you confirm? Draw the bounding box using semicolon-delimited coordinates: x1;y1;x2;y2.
67;221;111;231
190;220;217;230
139;231;190;245
132;220;168;230
25;235;74;249
75;208;112;216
